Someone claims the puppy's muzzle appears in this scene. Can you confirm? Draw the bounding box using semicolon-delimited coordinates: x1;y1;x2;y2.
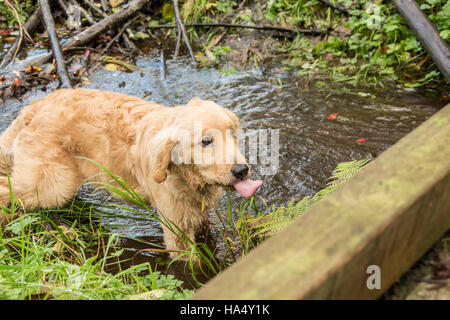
231;164;249;181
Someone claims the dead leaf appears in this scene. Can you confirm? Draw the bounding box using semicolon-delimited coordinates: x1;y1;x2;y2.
327;113;338;120
105;63;118;72
25;66;42;73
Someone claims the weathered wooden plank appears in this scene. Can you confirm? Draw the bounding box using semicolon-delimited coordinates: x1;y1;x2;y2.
193;103;450;300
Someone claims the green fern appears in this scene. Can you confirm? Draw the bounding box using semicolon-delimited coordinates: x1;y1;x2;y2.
244;158;372;240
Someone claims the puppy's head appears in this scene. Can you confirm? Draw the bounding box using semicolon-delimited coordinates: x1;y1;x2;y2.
152;98;260;196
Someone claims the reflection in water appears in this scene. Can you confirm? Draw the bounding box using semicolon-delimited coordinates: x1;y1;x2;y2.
0;54;445;287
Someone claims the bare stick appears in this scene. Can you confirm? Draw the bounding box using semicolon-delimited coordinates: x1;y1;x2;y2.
174;22;182;58
160;47;167;79
173;0;196;64
99;15;140;55
71;0;96;25
393;0;450;82
100;0;110;13
146;22;324;35
57;0;69;14
84;0;109;19
39;0;72;88
122;33;137;51
0;8;41;69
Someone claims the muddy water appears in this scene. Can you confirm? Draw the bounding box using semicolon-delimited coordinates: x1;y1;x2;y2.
0;52;446;288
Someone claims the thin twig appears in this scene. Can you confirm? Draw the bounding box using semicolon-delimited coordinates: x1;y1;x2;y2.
147;22;324;35
100;0;110;13
121;33;137;52
174;23;182;58
0;8;41;69
84;0;109;19
3;0;26;64
160;48;166;79
173;0;196;64
4;0;33;41
71;0;96;25
99;15;140;55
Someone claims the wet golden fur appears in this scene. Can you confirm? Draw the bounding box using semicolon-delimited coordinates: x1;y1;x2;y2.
0;88;248;256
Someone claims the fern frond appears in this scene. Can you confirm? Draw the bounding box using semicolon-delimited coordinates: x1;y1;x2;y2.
244;158;372;240
327;159;372;188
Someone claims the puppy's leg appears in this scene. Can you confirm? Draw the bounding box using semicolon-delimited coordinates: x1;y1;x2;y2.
158;203;207;259
161;221;196;259
0;147;13;176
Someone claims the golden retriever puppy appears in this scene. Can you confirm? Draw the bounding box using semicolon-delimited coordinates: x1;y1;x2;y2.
0;88;262;257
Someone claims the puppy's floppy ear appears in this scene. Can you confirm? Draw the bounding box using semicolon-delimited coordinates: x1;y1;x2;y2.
152;138;178;183
223;108;239;129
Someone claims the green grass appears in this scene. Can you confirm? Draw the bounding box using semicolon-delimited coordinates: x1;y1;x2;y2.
0;167;194;299
0;207;194;299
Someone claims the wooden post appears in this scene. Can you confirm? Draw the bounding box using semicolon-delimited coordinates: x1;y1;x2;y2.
393;0;450;82
193;103;450;299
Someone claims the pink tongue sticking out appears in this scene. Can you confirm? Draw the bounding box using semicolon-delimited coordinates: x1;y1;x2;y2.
233;179;263;198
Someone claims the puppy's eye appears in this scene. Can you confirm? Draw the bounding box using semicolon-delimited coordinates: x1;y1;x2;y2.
202;136;213;146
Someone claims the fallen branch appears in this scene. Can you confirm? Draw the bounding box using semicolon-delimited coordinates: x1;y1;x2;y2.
393;0;450;82
0;8;41;69
146;22;324;36
40;0;72;88
173;0;196;64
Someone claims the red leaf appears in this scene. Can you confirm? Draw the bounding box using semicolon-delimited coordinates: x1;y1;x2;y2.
327;113;338;120
12;77;21;86
357;138;367;143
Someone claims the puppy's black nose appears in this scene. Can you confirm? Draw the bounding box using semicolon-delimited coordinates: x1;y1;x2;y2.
231;164;249;180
